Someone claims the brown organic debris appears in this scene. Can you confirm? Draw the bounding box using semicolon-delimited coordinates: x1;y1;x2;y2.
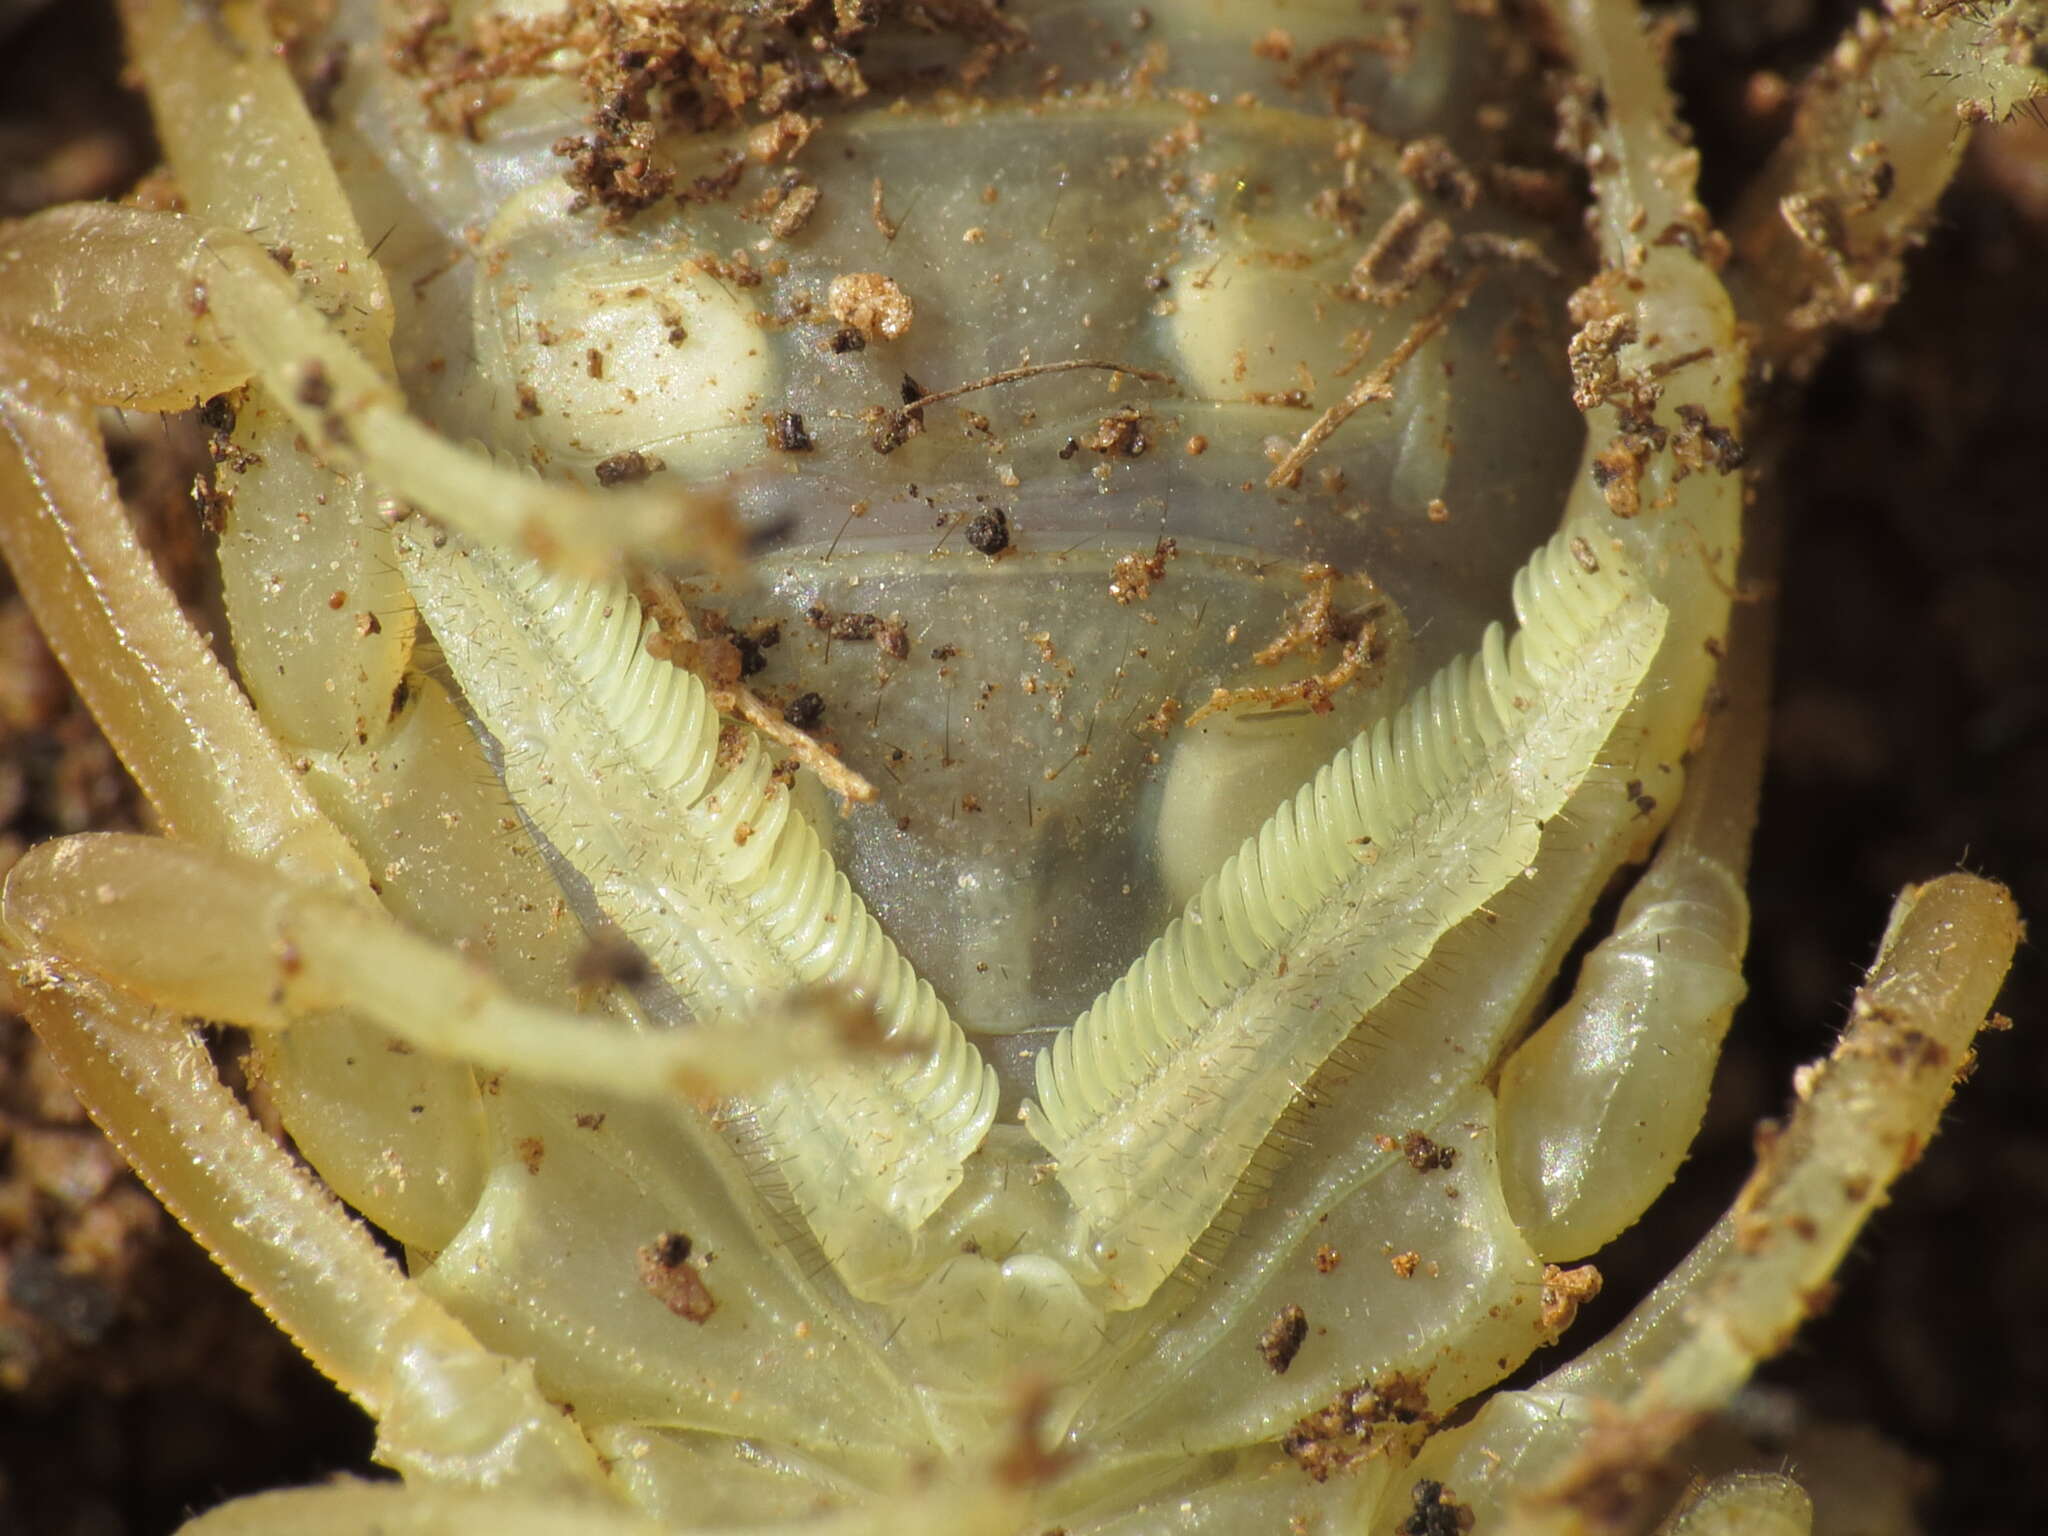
1400;1480;1476;1536
805;603;909;659
386;0;1022;224
992;1376;1076;1488
572;930;652;990
766;410;815;452
1186;566;1387;724
636;574;876;805
1539;1262;1603;1335
1268;273;1483;488
1283;1372;1436;1482
1399;1130;1455;1173
828;272;915;342
965;507;1011;556
1257;1303;1310;1374
1109;538;1177;604
1079;406;1153;458
637;1231;717;1322
594;449;660;486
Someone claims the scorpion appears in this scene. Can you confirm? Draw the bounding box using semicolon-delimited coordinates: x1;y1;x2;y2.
0;0;2037;1531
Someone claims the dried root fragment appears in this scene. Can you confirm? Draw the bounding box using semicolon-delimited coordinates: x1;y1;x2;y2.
1185;564;1387;723
870;360;1173;455
1350;197;1455;307
637;570;877;806
1267;272;1483;489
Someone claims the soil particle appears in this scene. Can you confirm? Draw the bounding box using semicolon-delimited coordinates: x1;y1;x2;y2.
828;272;914;342
1257;1303;1309;1374
637;1231;717;1323
594;449;658;485
965;507;1011;556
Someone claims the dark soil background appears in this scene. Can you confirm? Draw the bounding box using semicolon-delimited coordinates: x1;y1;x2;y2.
0;2;2043;1531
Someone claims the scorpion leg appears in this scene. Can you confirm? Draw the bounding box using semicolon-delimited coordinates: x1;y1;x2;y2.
1;203;730;574
112;0;731;574
1458;0;1755;1263
1398;872;2021;1533
1727;0;2048;378
0;210;736;1247
0;373;628;1499
0;210;495;1248
0;356;358;885
181;1486;667;1536
0;327;858;1504
0;341;891;1510
1495;0;2046;1272
174;1475;1033;1536
3;834;880;1109
8;960;616;1503
1654;1474;1812;1536
1494;571;1769;1262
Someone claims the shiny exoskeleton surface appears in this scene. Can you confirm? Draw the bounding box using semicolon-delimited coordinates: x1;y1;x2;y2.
0;1;2034;1533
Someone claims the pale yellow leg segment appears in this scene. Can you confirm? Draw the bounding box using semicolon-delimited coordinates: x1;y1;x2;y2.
1495;578;1771;1262
0;358;362;890
1548;875;2020;1411
0;299;484;1249
1495;842;1748;1262
0;217;758;1258
1553;0;1748;771
0;206;248;408
271;671;600;1252
1730;0;2048;376
179;1487;671;1536
193;229;735;577
7;964;611;1501
118;0;394;352
6;200;730;579
113;0;422;754
1655;1475;1812;1536
1395;872;2021;1535
6;834;876;1109
0;343;708;1490
176;1478;1033;1536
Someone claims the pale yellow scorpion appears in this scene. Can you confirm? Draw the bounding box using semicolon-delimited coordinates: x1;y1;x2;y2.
0;1;2037;1531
